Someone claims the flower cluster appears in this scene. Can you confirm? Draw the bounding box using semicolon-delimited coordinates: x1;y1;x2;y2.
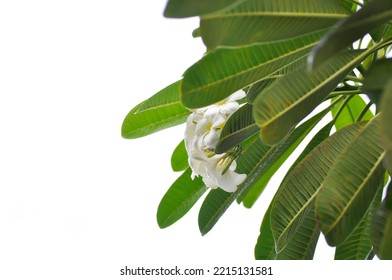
184;91;247;193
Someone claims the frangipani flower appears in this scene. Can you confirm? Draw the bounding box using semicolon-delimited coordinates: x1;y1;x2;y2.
184;91;247;193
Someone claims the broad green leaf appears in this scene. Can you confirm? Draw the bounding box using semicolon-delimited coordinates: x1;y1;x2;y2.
372;207;392;260
164;0;244;18
316;116;385;246
380;79;392;176
335;187;382;260
199;108;329;234
372;182;392;260
157;168;207;228
171;140;189;172
331;95;374;130
200;0;349;49
363;59;392;107
371;24;392;43
271;122;365;252
122;81;189;139
255;203;320;260
255;205;277;260
276;207;320;260
254;49;366;145
309;0;392;69
181;31;326;109
215;104;259;154
247;56;308;103
241;109;332;208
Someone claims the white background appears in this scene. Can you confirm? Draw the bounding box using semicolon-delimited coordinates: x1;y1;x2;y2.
0;1;387;279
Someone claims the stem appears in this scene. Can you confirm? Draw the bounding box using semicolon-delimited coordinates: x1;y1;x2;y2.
328;90;362;99
346;75;363;83
355;101;373;122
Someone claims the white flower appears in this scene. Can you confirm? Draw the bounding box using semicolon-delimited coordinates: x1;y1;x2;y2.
184;90;247;192
203;154;246;192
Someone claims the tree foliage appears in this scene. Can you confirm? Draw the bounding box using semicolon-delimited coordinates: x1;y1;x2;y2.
123;0;392;260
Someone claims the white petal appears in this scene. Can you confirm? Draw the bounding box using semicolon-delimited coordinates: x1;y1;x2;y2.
228;90;246;101
204;130;219;148
220;101;239;115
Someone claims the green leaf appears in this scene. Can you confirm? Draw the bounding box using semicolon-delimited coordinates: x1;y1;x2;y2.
276;207;320;260
215;104;259;154
309;0;392;69
363;59;392;107
271;122;366;252
247;56;308;103
181;31;326;108
199;108;329;234
200;0;349;49
254;205;277;260
157;168;207;228
122;81;190;139
380;79;392;176
316;116;385;246
371;207;392;260
331;95;374;130
335;187;382;260
171;141;189;172
254;49;366;145
372;182;392;260
241;109;331;208
164;0;244;18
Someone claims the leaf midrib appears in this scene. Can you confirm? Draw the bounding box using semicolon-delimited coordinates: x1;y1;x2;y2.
323;151;386;235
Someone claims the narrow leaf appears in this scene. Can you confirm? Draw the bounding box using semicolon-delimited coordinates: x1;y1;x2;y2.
255;204;277;260
316;116;385;246
254;49;366;145
200;0;349;49
164;0;244;18
215;104;259;154
181;31;326;108
157;168;207;228
171;140;189;172
335;187;382;260
276;207;320;260
122;81;189;139
309;0;392;69
380;79;392;176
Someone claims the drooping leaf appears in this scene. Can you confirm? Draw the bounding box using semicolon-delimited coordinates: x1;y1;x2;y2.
171;140;189;172
335;187;382;260
309;0;392;69
380;79;392;176
157;168;207;228
122;81;189;139
316;116;385;246
215;104;259;154
253;49;367;145
372;182;392;260
164;0;244;18
181;31;326;108
200;0;349;49
371;207;392;260
255;205;277;260
276;207;320;260
199;107;330;234
271;122;366;252
331;95;374;130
